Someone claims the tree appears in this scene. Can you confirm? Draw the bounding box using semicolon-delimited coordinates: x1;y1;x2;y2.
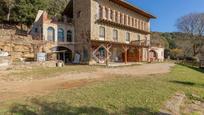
47;0;69;19
0;0;15;21
176;13;204;56
13;0;48;26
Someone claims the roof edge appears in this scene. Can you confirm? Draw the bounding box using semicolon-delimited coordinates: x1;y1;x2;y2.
109;0;156;19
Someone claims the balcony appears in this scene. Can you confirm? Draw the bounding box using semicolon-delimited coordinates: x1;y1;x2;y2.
130;40;150;47
96;6;150;34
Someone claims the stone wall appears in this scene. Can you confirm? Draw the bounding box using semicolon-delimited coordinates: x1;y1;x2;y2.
73;0;92;63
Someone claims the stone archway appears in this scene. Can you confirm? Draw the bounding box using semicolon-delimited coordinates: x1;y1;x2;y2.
50;46;72;63
149;50;158;62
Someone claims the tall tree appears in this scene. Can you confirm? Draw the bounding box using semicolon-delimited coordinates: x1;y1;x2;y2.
13;0;48;26
47;0;69;19
1;0;15;21
176;13;204;56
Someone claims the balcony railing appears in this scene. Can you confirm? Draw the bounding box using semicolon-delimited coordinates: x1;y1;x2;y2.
131;40;150;47
96;6;150;33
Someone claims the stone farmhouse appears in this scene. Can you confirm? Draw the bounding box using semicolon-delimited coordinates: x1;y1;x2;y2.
31;0;160;65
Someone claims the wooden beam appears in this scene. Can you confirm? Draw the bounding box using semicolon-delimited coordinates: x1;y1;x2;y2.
122;45;129;64
106;43;112;66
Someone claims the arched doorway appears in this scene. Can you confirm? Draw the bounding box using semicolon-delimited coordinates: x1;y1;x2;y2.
50;46;72;64
149;50;158;62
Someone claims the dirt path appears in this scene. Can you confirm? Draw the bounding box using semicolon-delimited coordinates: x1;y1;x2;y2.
0;63;175;103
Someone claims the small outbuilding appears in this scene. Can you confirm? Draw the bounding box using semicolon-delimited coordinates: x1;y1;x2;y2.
149;47;164;62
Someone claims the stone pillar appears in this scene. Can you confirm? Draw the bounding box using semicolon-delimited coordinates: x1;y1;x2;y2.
136;19;138;29
102;6;106;19
132;18;135;27
121;13;124;24
143;21;145;30
148;21;150;32
138;20;140;29
55;27;58;42
117;12;120;23
112;10;115;22
108;8;111;20
126;15;128;25
130;17;132;26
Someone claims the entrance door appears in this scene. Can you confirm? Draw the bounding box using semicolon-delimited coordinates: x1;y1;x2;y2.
51;46;72;64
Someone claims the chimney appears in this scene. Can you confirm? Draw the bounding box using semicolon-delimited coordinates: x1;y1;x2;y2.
42;11;48;23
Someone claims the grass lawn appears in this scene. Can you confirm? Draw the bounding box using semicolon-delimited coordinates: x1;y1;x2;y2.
1;64;204;115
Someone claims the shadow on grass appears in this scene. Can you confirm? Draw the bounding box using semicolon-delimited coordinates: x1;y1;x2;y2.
169;80;195;86
8;98;170;115
124;107;170;115
169;80;204;89
177;63;204;74
9;98;108;115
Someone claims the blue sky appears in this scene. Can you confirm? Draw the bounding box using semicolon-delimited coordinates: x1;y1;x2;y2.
127;0;204;32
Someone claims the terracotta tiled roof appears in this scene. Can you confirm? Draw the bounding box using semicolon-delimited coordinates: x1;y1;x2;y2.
109;0;156;19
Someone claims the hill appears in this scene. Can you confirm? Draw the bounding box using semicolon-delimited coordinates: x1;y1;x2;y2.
151;32;204;59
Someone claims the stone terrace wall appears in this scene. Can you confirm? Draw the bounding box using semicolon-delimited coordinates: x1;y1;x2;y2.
0;27;35;61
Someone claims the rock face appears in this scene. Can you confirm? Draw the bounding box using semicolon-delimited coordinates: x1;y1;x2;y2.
0;57;10;69
0;27;55;62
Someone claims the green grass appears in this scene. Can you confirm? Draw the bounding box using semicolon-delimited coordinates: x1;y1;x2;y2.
2;65;96;81
1;64;204;115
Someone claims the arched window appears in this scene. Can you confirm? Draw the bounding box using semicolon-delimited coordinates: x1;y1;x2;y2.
47;27;55;42
58;28;64;42
67;30;72;42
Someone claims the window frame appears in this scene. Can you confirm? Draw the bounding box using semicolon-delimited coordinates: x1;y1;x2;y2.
47;27;55;42
113;29;118;41
126;32;130;43
58;28;65;42
67;30;72;42
99;26;105;40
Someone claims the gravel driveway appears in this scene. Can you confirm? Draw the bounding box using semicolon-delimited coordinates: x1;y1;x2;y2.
0;63;175;102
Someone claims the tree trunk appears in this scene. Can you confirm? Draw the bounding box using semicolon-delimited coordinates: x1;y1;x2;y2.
7;7;11;21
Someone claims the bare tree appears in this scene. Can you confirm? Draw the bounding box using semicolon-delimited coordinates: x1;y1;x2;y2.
176;13;204;56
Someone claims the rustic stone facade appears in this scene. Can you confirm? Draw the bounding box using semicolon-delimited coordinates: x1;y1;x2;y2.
31;0;156;64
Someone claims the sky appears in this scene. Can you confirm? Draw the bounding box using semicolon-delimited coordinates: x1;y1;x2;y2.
127;0;204;32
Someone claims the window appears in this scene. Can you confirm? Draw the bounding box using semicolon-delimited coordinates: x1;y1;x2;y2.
67;30;72;42
138;34;141;41
35;28;38;33
135;19;138;28
138;34;141;45
120;13;123;24
142;21;144;30
128;16;130;25
105;8;108;19
113;29;118;41
132;18;134;27
99;5;103;18
99;47;105;58
58;28;64;42
110;10;113;20
99;26;105;39
145;36;149;46
124;15;127;25
47;27;55;42
141;21;143;30
77;11;81;18
115;11;118;22
126;32;130;42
